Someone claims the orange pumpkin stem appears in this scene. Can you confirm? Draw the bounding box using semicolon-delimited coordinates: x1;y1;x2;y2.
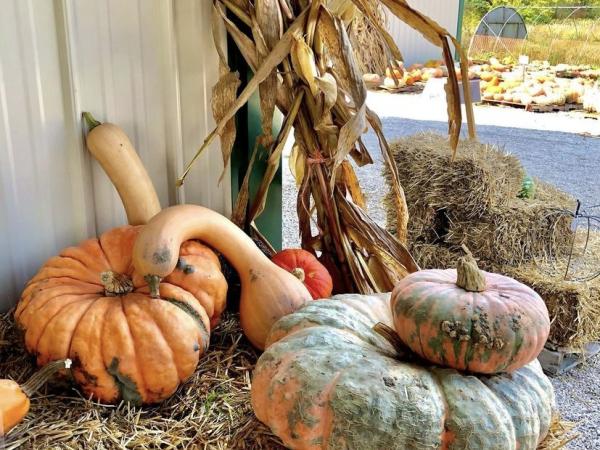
456;253;486;293
291;267;306;282
21;359;72;397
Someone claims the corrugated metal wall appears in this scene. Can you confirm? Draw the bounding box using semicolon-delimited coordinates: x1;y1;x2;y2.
386;0;460;65
0;0;228;311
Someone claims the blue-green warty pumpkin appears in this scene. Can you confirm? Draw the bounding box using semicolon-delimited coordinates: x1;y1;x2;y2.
252;293;555;450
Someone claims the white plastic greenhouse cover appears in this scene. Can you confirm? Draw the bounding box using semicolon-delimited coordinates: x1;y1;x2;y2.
0;0;230;310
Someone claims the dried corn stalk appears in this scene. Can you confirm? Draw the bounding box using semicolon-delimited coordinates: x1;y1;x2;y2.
178;0;476;294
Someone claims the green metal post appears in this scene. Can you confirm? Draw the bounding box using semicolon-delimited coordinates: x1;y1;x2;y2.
457;0;466;44
228;28;283;250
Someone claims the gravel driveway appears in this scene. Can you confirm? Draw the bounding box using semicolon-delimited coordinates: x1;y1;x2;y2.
282;96;600;448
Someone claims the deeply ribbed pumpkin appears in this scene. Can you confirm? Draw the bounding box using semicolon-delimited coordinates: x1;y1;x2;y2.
271;249;333;299
391;254;550;374
15;226;227;405
252;294;555;450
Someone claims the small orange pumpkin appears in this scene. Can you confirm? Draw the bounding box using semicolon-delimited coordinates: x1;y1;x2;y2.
271;249;333;300
15;226;227;404
391;253;550;374
1;359;71;436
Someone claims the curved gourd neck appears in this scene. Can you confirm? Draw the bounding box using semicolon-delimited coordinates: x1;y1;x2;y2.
176;209;271;275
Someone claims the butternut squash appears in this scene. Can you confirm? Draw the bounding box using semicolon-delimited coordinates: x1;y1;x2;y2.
132;205;311;349
83;112;161;225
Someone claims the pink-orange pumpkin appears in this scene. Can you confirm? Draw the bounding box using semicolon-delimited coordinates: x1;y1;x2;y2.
271;249;333;300
391;254;550;374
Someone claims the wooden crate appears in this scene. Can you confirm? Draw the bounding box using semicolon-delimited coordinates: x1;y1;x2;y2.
538;341;600;376
526;102;583;113
481;99;584;113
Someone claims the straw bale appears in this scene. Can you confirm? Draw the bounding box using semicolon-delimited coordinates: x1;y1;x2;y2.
385;133;525;224
445;196;574;267
385;133;576;267
0;311;285;450
501;231;600;349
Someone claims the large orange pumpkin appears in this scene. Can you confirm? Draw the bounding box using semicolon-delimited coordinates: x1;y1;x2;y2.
391;254;550;374
252;293;555;450
271;249;333;299
15;226;227;405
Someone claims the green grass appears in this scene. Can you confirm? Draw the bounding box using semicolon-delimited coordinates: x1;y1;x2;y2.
464;18;600;66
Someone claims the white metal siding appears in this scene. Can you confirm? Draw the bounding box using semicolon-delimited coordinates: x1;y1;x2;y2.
0;0;228;310
386;0;460;65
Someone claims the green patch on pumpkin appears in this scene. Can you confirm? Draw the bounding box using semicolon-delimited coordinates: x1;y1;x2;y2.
107;357;143;406
165;298;210;350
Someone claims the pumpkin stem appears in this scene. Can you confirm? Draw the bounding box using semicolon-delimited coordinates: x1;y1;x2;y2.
372;322;410;357
100;271;134;296
144;274;162;298
21;359;72;397
291;267;306;282
456;252;486;293
82;111;101;131
456;254;486;292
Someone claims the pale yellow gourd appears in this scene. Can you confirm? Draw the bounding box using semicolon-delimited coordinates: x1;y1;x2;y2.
83;112;161;225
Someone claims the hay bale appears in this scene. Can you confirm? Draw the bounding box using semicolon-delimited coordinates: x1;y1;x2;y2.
385;133;525;226
410;243;462;269
503;262;600;349
445;195;574;266
385;133;576;267
0;311;285;450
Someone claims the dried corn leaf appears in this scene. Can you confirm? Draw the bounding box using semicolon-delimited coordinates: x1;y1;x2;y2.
451;36;477;140
211;3;228;68
351;138;373;167
327;0;358;23
178;7;309;185
289;144;306;186
255;0;283;49
331;17;367;185
278;0;294;20
231;141;260;227
254;0;283;146
212;71;241;182
221;0;252;26
338;193;419;278
249;91;305;221
314;8;352;94
349;0;403;63
367;256;396;292
442;39;461;155
291;35;319;97
366;107;409;243
316;73;338;115
379;0;444;46
340;161;366;209
377;0;476;153
216;2;258;71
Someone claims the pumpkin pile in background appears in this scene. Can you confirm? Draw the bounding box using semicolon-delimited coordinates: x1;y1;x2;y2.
363;56;600;112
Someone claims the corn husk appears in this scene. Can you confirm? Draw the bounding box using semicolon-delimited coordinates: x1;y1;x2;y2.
178;0;475;293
